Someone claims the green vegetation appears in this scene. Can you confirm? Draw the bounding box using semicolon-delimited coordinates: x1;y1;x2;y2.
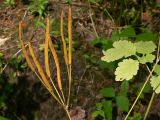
92;81;130;120
4;0;15;7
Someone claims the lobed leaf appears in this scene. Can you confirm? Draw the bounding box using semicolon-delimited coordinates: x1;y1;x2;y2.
154;65;160;75
102;40;136;62
138;54;155;64
135;41;156;54
115;59;139;81
150;76;160;94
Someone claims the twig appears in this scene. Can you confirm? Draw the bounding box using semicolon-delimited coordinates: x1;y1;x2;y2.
76;68;87;96
88;1;99;38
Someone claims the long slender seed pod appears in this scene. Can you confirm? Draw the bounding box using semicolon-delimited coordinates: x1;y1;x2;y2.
28;42;53;92
67;5;72;106
18;22;35;71
60;10;68;66
45;18;51;77
68;6;72;65
48;37;63;91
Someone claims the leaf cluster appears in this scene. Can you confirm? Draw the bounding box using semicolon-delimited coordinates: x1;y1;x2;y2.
4;0;15;7
92;81;130;120
28;0;49;17
102;40;156;81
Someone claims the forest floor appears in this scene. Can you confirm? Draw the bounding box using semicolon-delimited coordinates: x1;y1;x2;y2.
0;0;160;120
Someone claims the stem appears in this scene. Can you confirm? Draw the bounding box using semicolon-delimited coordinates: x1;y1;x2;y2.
50;78;65;105
88;2;99;38
34;72;63;106
143;92;155;120
61;90;66;104
67;64;72;106
65;107;72;120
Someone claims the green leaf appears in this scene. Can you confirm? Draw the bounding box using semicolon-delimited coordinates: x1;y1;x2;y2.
116;95;129;112
100;87;115;98
68;0;72;5
97;60;116;70
88;0;100;3
111;31;120;41
0;53;3;58
115;59;139;81
156;3;160;8
102;40;136;62
119;26;136;37
119;81;129;96
150;76;160;94
143;83;152;93
154;65;160;75
128;112;142;120
92;110;105;118
96;103;103;110
136;32;157;41
102;101;112;120
0;116;9;120
135;41;156;54
134;82;151;99
138;54;155;64
91;38;113;50
35;21;46;29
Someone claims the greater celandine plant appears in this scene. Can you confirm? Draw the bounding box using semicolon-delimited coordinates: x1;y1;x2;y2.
102;38;160;120
19;6;73;120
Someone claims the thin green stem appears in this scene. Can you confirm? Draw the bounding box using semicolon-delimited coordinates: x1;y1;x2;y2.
143;92;155;120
